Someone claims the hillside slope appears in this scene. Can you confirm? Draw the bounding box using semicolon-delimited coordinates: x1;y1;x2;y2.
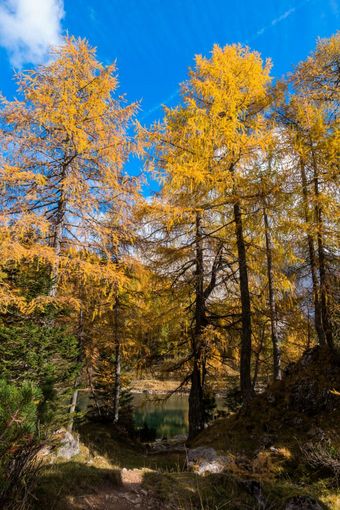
148;347;340;509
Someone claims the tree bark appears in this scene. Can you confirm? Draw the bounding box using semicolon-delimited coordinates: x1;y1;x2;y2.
67;309;84;432
311;150;334;349
113;292;121;424
299;159;326;346
50;163;67;297
317;225;333;349
263;206;281;380
189;360;203;440
67;381;79;433
252;324;265;389
188;210;205;440
233;200;253;402
86;361;101;417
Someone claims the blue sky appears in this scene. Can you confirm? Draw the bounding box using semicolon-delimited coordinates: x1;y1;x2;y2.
0;0;338;191
1;0;339;116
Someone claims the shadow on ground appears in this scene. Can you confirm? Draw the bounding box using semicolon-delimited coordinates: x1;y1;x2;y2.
78;422;185;472
34;462;121;510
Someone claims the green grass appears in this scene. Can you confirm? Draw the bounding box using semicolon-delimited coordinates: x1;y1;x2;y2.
142;470;257;510
33;460;121;510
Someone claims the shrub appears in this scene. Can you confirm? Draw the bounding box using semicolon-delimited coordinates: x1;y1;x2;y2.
0;379;43;510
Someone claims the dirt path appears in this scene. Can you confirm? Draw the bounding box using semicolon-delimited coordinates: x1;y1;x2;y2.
64;468;167;510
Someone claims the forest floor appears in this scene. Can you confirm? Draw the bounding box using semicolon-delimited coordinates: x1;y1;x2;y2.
54;467;168;510
33;424;185;510
34;347;340;510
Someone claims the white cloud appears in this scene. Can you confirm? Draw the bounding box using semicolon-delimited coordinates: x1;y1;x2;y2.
252;7;296;39
271;7;296;27
247;0;312;43
0;0;64;68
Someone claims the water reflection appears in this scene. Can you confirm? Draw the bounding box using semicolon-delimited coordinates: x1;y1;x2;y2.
79;391;224;439
133;393;189;438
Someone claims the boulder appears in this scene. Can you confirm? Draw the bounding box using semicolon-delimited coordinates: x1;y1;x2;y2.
195;458;227;475
187;447;228;475
57;430;80;459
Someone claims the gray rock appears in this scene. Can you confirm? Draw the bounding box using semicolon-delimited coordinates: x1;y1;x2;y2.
196;459;227;475
57;430;80;459
187;447;228;475
187;447;217;463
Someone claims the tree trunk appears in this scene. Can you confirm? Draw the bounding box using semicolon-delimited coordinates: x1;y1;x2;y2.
113;291;121;424
188;210;205;440
67;310;84;432
49;164;67;297
67;381;79;433
86;362;101;417
188;360;203;440
311;151;334;349
252;324;265;389
299;159;326;346
317;227;333;349
263;206;281;381
233;201;253;401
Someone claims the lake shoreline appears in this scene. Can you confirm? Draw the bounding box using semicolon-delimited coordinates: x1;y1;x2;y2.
130;378;228;398
131;388;226;398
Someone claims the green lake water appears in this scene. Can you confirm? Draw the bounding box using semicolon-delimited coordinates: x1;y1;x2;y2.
133;393;225;439
133;393;189;438
78;391;225;439
77;392;190;438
